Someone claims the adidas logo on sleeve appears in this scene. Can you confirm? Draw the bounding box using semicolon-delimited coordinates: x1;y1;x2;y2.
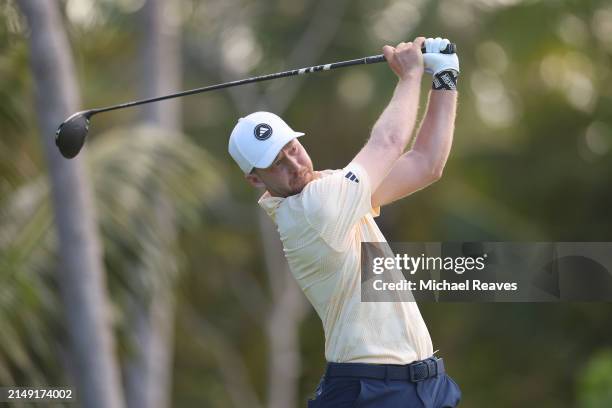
345;171;359;183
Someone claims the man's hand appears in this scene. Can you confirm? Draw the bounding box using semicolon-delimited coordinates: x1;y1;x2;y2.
423;37;459;91
382;37;426;80
423;37;460;75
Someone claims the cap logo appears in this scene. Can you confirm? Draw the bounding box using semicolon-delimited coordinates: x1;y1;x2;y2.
254;123;273;140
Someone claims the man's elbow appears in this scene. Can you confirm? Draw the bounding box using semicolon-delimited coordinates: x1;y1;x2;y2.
429;165;445;183
371;125;408;154
416;166;443;191
369;134;405;160
412;149;447;184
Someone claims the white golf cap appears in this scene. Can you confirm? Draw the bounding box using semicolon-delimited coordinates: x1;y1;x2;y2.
228;111;305;174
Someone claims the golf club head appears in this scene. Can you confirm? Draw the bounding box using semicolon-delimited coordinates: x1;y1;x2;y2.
55;111;91;159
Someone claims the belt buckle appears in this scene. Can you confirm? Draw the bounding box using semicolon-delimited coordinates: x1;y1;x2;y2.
409;361;428;382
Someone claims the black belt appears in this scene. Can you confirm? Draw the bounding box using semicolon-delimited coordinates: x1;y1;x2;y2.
325;357;444;382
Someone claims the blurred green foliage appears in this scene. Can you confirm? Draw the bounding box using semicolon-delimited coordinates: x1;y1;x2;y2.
578;349;612;408
1;0;612;407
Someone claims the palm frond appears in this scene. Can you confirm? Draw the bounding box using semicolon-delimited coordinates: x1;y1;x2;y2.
0;124;226;385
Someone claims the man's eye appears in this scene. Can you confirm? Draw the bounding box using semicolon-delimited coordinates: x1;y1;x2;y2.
291;146;297;153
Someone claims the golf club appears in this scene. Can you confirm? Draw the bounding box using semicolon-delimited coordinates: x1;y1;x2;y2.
55;43;456;159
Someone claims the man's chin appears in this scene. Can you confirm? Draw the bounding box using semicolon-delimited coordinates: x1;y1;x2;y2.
289;184;306;195
289;173;313;195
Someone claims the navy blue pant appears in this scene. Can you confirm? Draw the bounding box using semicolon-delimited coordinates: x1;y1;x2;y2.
307;371;461;407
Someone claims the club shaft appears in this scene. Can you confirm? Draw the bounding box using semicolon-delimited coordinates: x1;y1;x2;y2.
89;43;456;116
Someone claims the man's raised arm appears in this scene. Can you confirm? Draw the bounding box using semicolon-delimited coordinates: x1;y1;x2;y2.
371;37;460;208
352;37;426;193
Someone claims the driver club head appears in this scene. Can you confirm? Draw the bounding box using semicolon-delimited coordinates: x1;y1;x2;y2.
55;111;92;159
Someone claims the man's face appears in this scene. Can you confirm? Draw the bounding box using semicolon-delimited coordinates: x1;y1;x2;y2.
246;138;314;197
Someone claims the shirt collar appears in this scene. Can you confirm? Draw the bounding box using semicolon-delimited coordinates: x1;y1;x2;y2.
257;171;325;218
258;191;284;218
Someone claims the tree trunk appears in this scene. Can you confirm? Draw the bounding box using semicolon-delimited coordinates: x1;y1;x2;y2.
17;1;125;407
260;212;310;408
123;1;181;407
138;0;181;128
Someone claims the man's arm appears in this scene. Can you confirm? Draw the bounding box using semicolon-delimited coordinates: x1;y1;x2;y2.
352;37;425;193
371;90;457;208
371;37;460;208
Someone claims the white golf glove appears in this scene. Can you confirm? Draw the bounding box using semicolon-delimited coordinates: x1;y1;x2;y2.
423;37;459;90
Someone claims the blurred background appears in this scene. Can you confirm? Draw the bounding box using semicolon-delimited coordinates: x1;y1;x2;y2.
1;0;612;407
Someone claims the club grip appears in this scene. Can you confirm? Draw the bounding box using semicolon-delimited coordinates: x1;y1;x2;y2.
365;42;456;64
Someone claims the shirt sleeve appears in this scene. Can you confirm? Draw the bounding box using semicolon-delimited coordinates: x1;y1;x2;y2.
302;162;375;251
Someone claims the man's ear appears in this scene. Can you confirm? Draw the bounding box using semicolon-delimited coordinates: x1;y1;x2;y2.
245;171;266;188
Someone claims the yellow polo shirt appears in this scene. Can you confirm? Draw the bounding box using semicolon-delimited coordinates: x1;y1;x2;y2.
258;162;433;364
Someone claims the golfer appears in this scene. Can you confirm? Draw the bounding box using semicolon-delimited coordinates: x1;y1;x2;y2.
229;37;461;407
